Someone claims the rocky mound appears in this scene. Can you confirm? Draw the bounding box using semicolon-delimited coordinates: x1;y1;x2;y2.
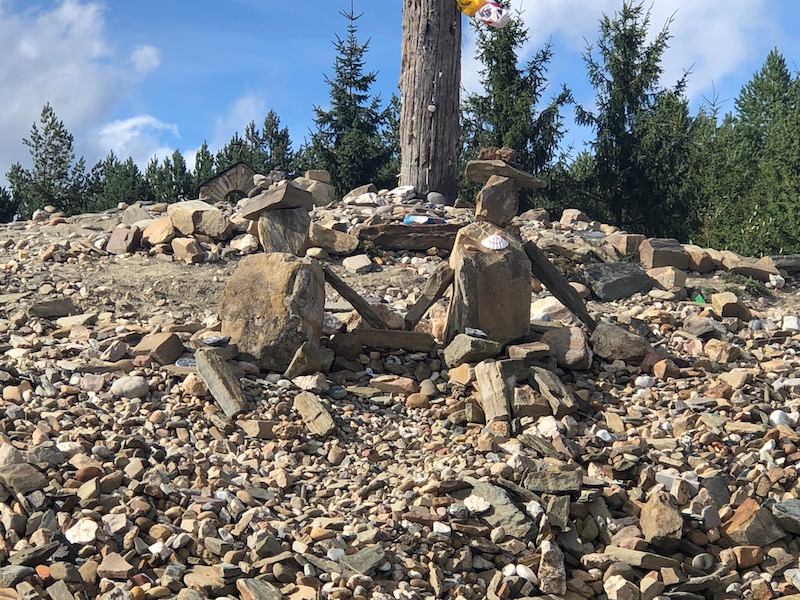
1;169;800;600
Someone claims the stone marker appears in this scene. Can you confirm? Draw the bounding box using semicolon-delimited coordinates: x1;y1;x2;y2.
474;359;513;426
445;222;532;345
220;253;324;371
240;180;313;219
257;207;310;256
293;391;336;436
195;349;248;418
475;175;519;227
465;159;545;189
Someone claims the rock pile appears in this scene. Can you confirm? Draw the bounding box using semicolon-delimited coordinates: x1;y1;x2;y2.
1;163;800;600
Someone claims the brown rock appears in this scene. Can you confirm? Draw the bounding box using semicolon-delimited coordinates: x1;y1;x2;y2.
106;227;142;255
606;233;646;257
96;553;134;580
240;180;313;219
723;498;785;546
257;207;311;256
475;175;519;227
590;323;652;363
640;491;683;551
541;326;592;370
731;545;764;569
639;238;689;269
220;253;324;371
704;338;741;364
171;237;204;263
444;222;532;345
308;222;359;255
646;266;687;290
711;291;752;321
167;200;232;240
684;244;717;273
131;332;184;365
142;217;176;246
406;393;430;409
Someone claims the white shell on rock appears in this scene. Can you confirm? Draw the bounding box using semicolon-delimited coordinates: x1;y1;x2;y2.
480;233;509;250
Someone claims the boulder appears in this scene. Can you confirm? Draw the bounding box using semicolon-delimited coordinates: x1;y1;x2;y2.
584;262;654;301
646;266;687;290
220;253;324;372
639;238;690;270
559;208;591;228
257;207;310;256
239;180;313;219
309;223;359;255
475;175;519;227
590;323;652;363
444;222;532;345
293;176;338;206
465;160;544;189
711;292;752;321
142;217;176;246
605;233;646;258
167;200;232;240
106;226;142;255
684;244;717;273
541;326;592;370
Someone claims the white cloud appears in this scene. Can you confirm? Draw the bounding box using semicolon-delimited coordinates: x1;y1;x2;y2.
95;115;179;167
462;0;778;104
0;1;165;185
212;93;267;148
131;44;161;74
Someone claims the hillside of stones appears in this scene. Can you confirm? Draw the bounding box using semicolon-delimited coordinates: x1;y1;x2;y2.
1;162;800;600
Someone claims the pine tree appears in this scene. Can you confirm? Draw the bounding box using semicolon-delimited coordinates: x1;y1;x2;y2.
6;103;87;218
0;187;18;223
83;152;153;213
215;133;248;173
193;141;215;192
145;150;193;204
311;4;393;195
461;10;572;206
576;1;690;234
261;110;294;173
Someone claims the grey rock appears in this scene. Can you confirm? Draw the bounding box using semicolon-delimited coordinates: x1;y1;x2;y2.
773;499;800;534
467;479;533;539
0;565;35;587
584;262;654;301
0;463;48;494
443;334;502;367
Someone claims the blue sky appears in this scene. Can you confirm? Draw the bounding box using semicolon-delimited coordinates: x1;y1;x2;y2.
1;0;798;185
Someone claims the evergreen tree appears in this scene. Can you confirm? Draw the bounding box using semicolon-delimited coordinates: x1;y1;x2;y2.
145;150;193;204
6;103;87;218
193;141;215;192
462;12;572;184
82;152;153;213
0;187;18;223
261;110;294;173
699;50;800;254
311;5;393;195
575;1;691;235
215;133;248;173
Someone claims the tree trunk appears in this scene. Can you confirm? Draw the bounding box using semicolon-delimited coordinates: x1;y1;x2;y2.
400;0;461;202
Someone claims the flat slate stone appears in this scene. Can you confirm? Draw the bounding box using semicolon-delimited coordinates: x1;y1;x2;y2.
0;463;49;494
584;262;654;301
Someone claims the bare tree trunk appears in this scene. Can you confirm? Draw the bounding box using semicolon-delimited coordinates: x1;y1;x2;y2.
400;0;461;202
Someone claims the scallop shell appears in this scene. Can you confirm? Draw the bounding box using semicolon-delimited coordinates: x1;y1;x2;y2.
480;233;509;250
